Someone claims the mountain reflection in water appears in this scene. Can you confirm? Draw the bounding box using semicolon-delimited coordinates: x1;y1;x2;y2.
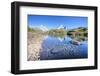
40;36;88;60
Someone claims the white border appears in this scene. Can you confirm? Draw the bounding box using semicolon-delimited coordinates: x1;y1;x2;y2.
20;6;95;70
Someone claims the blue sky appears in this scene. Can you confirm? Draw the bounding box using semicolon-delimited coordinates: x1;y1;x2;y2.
28;15;88;30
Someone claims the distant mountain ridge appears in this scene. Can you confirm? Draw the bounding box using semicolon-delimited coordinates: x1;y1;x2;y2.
29;25;48;31
70;27;87;31
29;25;87;32
39;25;48;31
57;25;67;30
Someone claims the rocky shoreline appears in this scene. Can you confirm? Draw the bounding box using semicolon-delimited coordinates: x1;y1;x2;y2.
27;32;45;61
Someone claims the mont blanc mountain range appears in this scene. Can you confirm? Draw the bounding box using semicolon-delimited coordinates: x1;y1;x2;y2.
30;25;66;31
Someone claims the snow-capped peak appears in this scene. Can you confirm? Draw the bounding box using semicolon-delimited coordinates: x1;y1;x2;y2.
39;25;48;31
57;25;64;29
57;25;67;30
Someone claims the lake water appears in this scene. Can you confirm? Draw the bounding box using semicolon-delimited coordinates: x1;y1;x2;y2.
40;36;88;60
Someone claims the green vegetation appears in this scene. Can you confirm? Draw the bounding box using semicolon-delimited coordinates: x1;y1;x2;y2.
48;29;67;38
28;27;42;32
67;27;87;36
28;27;33;32
67;27;88;41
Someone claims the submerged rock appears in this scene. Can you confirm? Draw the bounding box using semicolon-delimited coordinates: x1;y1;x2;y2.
49;44;80;58
69;40;82;45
